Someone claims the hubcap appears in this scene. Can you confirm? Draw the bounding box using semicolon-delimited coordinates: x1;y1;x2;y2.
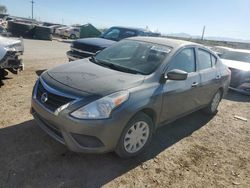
123;121;150;153
211;92;221;112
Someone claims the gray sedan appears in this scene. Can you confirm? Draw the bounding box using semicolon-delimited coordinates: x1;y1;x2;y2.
31;37;230;158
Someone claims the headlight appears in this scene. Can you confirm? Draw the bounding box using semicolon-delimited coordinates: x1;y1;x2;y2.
71;91;129;119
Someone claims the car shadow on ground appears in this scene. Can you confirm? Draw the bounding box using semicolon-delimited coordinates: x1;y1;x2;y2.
0;111;212;187
224;90;250;102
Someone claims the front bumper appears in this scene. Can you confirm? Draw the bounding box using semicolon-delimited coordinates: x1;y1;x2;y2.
229;83;250;95
31;93;130;153
0;50;24;72
229;68;250;95
66;50;82;61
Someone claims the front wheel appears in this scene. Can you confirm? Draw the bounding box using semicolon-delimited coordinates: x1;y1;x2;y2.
203;90;222;115
70;34;76;39
115;113;153;158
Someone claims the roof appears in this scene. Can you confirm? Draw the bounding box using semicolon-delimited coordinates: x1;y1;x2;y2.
128;36;198;48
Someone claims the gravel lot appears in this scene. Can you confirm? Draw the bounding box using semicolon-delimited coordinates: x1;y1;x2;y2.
0;39;249;188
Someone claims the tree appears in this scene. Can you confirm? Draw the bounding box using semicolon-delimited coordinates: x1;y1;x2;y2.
0;5;7;14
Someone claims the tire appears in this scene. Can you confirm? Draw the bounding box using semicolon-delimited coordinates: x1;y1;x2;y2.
70;34;76;39
203;90;222;115
115;112;153;158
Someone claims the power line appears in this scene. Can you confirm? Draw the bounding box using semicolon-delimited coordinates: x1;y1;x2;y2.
31;0;35;19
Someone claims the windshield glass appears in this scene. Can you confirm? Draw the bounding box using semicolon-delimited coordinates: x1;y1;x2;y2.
221;51;250;63
100;28;121;41
94;40;171;75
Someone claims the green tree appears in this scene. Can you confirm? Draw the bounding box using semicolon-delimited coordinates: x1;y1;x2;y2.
0;5;7;14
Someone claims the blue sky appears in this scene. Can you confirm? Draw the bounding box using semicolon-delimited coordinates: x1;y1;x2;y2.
1;0;250;40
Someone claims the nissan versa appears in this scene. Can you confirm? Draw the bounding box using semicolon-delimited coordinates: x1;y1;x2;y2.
31;37;230;158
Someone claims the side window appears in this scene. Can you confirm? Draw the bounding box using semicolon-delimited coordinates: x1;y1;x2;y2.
197;49;212;70
168;48;196;73
211;54;217;66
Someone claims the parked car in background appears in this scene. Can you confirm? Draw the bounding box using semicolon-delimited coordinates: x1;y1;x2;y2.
63;27;80;39
0;26;11;37
0;36;24;84
211;46;250;95
67;26;160;61
31;37;230;157
55;26;69;37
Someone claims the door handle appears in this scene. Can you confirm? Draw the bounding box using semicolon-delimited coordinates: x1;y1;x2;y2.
191;82;199;87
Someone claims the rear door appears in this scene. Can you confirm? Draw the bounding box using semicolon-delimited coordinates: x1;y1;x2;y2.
160;47;202;122
196;48;221;105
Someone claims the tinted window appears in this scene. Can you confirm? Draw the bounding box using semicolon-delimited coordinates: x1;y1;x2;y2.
198;49;212;70
168;48;196;73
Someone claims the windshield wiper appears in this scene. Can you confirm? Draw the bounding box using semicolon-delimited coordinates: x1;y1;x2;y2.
90;57;144;74
107;63;143;74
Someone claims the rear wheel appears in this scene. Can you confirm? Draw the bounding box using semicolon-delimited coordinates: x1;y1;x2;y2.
115;113;153;158
203;90;222;115
70;34;76;39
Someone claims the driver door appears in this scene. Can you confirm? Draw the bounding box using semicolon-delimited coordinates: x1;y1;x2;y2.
160;48;202;122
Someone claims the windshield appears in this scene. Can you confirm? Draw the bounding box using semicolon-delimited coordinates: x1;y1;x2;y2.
94;40;171;75
100;27;138;41
221;51;250;63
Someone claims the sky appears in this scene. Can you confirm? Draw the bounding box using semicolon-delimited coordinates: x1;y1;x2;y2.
1;0;250;40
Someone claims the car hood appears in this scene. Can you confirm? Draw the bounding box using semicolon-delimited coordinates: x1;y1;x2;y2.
221;59;250;71
74;37;116;48
0;36;21;47
45;59;145;96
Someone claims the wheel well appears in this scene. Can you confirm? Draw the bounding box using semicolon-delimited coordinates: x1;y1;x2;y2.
218;87;224;97
140;108;157;125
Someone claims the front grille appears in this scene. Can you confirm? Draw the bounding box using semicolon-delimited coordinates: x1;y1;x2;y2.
36;81;74;112
71;50;91;58
72;42;102;54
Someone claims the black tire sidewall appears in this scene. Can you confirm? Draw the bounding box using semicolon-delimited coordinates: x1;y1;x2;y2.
115;112;154;158
204;90;222;115
70;34;76;39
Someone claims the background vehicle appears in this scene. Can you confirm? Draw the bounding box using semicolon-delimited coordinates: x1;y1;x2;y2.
211;46;250;95
0;36;24;84
63;27;80;39
31;37;230;158
67;26;160;61
0;25;11;37
55;26;69;37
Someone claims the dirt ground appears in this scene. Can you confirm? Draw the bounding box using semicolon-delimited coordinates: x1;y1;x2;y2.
0;39;249;188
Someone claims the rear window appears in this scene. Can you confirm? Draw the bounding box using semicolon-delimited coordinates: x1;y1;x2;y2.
197;49;216;70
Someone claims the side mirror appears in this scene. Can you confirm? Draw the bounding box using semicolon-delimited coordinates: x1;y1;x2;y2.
165;69;188;81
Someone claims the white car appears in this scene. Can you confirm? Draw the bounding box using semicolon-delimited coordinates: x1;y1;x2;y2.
212;46;250;95
63;27;80;39
0;36;24;84
55;26;69;36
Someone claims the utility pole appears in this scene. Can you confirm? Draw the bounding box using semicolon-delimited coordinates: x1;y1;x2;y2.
201;26;206;40
31;0;35;20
